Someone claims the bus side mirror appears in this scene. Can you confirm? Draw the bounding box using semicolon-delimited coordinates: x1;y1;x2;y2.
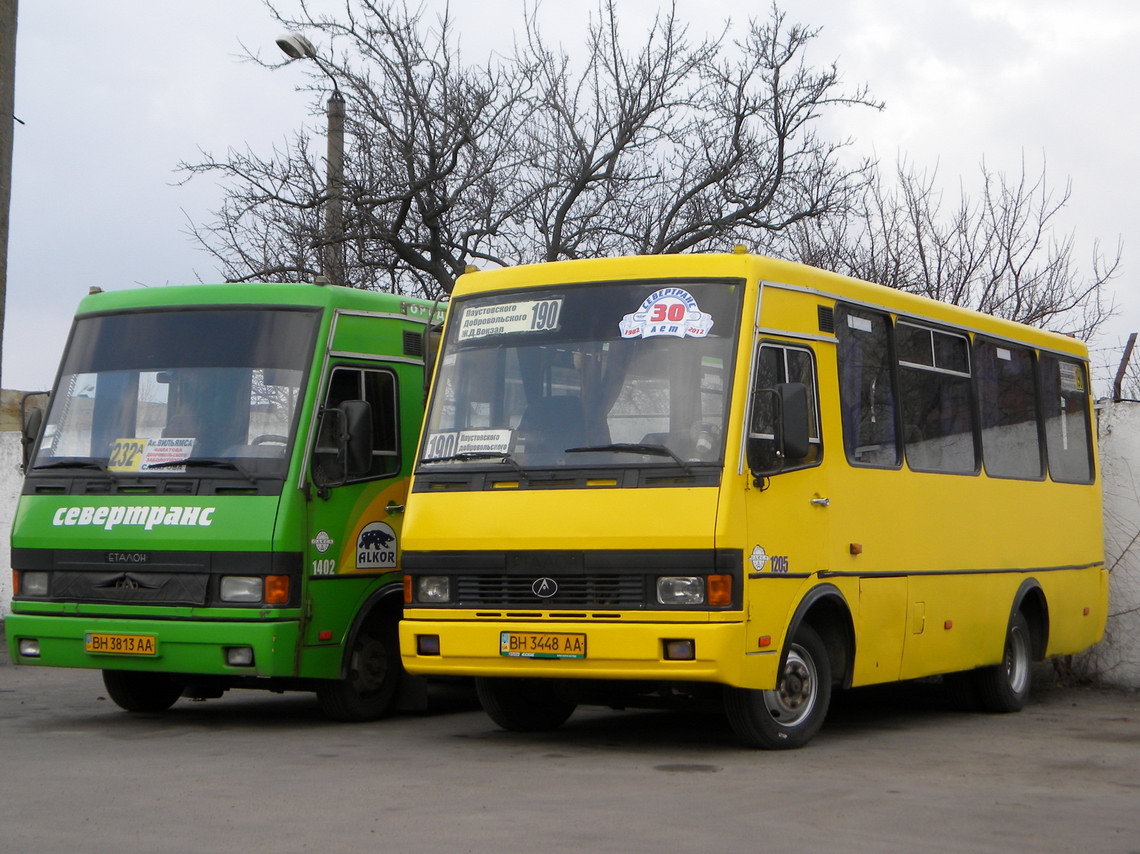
341;399;374;476
746;382;810;477
312;400;373;493
20;405;44;472
779;382;810;461
422;322;443;396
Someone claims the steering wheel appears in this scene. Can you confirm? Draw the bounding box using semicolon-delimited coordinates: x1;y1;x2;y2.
250;434;288;445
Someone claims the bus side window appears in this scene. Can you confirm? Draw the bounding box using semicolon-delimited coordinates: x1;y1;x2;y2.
896;324;977;475
836;305;900;467
749;343;822;471
974;339;1043;479
1038;355;1094;484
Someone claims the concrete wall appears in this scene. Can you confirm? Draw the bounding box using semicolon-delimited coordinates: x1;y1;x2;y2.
1077;400;1140;686
0;430;20;617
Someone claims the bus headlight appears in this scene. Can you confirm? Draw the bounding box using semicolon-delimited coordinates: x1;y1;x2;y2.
19;571;49;597
416;576;451;603
220;576;264;603
656;576;705;605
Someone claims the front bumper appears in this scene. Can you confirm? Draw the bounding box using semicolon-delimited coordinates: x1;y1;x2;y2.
399;616;779;689
5;613;300;678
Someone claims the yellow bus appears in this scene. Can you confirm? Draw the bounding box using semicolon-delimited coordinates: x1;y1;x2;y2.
399;250;1106;748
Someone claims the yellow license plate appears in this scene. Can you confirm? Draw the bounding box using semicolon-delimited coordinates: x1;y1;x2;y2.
500;631;586;659
84;632;158;656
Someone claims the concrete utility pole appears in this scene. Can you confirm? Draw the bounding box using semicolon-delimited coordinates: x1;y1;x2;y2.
276;32;346;287
0;0;16;390
1113;332;1137;403
323;88;345;287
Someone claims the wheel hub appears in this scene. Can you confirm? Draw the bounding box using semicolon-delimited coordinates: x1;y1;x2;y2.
764;645;818;724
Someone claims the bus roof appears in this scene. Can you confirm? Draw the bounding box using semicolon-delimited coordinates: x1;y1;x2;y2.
454;252;1088;358
73;282;437;320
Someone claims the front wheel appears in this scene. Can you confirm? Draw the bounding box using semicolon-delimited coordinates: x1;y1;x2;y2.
975;611;1032;713
724;623;832;749
475;677;577;732
316;621;403;722
102;670;184;713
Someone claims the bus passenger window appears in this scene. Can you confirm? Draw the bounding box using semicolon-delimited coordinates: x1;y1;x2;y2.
1039;355;1093;484
974;340;1043;479
835;306;899;467
896;323;976;474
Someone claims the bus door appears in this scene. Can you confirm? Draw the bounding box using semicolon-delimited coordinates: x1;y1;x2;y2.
742;341;830;649
304;364;406;646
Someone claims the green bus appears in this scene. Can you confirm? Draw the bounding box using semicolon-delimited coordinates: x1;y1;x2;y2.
6;282;439;719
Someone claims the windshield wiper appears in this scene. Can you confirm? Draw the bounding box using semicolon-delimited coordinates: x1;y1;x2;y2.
32;459;110;473
420;451;528;477
565;443;691;474
144;457;259;486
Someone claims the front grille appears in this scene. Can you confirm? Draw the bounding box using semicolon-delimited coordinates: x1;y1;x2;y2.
50;571;209;606
454;574;646;608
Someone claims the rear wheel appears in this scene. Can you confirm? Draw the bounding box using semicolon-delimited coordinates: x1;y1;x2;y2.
975;611;1032;713
476;677;577;732
724;623;831;749
316;620;403;722
102;670;184;713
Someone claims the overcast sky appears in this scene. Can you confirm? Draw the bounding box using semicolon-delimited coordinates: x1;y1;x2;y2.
7;0;1138;393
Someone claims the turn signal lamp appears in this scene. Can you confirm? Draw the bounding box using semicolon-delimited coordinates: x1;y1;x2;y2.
265;575;290;605
707;574;732;607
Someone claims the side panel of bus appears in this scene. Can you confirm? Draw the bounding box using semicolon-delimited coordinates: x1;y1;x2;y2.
752;281;1105;688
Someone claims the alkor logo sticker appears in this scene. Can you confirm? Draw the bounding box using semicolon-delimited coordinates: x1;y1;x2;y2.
52;505;217;531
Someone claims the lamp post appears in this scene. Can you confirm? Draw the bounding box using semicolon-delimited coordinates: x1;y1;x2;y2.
276;33;345;286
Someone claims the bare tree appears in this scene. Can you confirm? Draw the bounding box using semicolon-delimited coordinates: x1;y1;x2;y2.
788;156;1120;338
181;0;881;297
501;2;878;262
183;1;535;297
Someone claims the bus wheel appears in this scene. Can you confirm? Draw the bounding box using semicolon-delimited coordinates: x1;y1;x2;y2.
724;623;831;749
102;670;184;713
475;677;577;732
317;622;402;722
975;611;1032;713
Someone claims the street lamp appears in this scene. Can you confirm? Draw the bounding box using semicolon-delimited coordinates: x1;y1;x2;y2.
277;33;345;286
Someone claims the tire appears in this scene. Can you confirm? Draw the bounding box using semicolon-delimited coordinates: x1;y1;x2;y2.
475;677;577;732
316;621;403;722
974;611;1032;713
102;670;184;713
724;623;832;749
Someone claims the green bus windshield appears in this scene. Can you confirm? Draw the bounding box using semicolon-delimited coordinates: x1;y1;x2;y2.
33;307;320;479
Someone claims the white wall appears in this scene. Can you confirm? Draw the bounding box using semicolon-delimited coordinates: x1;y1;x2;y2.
1079;401;1140;687
0;431;22;617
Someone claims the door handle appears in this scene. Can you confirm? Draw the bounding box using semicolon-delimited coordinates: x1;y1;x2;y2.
810;497;830;507
386;502;405;515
